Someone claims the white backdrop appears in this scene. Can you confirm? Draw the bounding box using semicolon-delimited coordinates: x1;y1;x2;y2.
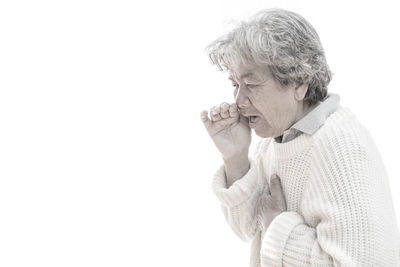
0;0;399;266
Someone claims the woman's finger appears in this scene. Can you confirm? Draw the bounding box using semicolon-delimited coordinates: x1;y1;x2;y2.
228;103;239;118
210;106;222;121
220;102;230;119
270;175;286;208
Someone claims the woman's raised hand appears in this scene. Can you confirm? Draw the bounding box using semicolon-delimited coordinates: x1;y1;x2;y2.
200;102;251;159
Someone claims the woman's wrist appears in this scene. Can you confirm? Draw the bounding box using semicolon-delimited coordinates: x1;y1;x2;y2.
223;151;250;187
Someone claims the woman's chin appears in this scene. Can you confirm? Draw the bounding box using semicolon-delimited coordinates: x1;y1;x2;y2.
253;125;281;138
253;128;272;138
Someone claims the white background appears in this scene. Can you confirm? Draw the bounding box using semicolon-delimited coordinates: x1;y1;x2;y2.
0;0;399;266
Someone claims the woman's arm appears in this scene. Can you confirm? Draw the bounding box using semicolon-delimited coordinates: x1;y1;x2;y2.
212;138;270;242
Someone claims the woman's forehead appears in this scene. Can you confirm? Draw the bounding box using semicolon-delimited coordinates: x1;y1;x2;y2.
228;63;271;80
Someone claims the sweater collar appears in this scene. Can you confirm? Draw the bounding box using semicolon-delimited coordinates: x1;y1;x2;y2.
274;93;341;143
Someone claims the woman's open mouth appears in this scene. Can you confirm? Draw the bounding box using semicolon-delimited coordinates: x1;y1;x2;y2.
250;116;261;124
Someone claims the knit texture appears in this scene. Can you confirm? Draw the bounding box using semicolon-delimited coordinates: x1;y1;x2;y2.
212;106;400;266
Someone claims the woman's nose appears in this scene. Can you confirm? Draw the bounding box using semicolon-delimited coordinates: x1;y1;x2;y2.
235;87;251;109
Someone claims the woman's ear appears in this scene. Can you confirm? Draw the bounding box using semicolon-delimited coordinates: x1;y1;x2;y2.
294;83;309;101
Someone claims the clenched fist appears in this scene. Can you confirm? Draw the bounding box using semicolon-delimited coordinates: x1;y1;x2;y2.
200;102;251;160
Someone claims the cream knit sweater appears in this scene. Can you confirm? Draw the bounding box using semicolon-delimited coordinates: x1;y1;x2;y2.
212;106;400;266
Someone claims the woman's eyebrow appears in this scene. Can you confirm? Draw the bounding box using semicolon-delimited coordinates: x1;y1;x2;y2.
228;72;255;81
240;72;255;79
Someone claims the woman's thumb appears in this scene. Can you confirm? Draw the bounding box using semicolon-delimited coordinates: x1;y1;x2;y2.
200;110;212;129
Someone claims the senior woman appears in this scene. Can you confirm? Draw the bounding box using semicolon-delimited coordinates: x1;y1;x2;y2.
200;8;400;267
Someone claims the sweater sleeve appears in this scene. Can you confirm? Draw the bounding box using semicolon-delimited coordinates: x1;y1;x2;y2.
259;128;400;266
212;139;269;242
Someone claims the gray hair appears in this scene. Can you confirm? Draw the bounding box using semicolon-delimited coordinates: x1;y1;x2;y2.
206;8;332;106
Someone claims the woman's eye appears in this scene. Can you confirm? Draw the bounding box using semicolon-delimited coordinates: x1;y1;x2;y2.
232;83;239;88
246;84;257;89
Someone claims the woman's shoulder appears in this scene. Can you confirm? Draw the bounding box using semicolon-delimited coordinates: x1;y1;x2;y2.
322;105;358;128
312;105;375;155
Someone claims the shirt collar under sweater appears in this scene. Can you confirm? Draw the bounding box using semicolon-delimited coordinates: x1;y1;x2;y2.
274;93;341;143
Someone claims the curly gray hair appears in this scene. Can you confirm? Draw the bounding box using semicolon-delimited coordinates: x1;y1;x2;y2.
206;8;332;106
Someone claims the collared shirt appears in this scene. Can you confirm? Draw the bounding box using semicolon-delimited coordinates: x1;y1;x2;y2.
274;93;341;143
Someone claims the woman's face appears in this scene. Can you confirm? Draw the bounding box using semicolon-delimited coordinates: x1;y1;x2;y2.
229;62;308;138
